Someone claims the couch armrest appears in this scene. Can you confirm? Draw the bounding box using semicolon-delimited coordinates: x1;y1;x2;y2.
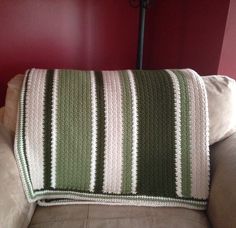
208;133;236;228
0;124;35;228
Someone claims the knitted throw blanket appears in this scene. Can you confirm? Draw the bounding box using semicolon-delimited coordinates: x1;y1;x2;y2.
15;69;209;209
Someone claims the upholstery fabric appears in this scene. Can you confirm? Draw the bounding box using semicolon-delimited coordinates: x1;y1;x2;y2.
207;133;236;228
3;74;236;146
0;107;4;124
29;205;210;228
3;74;24;133
203;75;236;145
0;123;35;228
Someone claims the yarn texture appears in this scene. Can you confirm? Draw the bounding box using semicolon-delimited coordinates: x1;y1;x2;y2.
15;69;209;210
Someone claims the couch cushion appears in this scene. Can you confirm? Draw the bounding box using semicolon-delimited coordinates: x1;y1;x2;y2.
3;74;24;133
0;124;35;228
3;74;236;145
29;205;210;228
203;75;236;145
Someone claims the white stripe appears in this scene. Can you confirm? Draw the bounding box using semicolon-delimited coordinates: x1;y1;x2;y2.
51;70;59;188
198;74;210;199
190;70;209;199
189;70;203;198
166;70;182;197
127;70;138;194
89;71;98;192
185;69;209;199
25;69;47;190
103;71;123;194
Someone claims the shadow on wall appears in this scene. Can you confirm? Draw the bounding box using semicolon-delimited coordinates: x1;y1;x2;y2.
143;0;229;75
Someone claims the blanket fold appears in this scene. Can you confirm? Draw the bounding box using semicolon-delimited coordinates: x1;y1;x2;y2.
15;69;209;209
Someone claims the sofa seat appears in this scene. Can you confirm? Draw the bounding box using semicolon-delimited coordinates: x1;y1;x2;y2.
29;205;210;228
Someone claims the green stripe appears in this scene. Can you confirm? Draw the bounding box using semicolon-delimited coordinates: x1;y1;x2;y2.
134;70;176;196
174;70;191;197
94;71;106;193
56;70;92;191
119;71;133;193
43;70;54;189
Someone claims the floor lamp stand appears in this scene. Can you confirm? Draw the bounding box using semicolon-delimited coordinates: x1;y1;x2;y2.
130;0;151;70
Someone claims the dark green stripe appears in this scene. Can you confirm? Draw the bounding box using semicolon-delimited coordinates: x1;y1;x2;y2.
173;70;191;197
134;70;176;196
94;71;106;193
22;70;31;177
43;69;54;189
56;70;92;191
119;71;133;193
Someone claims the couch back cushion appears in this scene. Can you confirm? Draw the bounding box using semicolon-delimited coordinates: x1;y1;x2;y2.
3;74;236;145
3;74;24;133
204;75;236;144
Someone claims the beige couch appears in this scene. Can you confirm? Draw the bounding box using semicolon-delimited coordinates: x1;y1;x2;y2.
0;74;236;228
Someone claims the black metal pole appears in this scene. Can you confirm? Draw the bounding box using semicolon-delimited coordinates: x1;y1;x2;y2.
136;0;148;70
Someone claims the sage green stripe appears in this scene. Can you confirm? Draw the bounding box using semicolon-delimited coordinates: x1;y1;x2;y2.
43;70;54;189
134;70;176;196
56;70;92;191
173;70;191;197
119;71;133;193
94;71;106;193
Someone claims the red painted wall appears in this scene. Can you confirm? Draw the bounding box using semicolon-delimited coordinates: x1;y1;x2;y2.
0;0;139;106
0;0;234;106
218;0;236;78
143;0;230;76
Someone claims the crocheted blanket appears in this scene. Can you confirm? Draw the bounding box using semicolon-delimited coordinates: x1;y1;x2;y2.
15;69;209;209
